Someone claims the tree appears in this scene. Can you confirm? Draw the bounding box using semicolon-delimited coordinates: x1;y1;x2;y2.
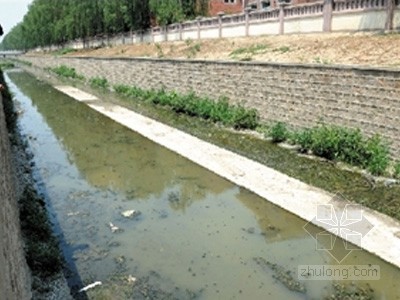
149;0;185;26
0;0;209;50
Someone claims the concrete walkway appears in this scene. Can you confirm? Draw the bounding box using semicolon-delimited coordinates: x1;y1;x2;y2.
55;85;400;269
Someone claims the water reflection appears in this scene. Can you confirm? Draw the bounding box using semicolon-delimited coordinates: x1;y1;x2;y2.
8;71;230;206
6;70;400;299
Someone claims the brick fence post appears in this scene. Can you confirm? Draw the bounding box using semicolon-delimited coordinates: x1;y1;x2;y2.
218;12;225;38
323;0;333;32
245;7;252;37
386;0;394;31
279;3;287;35
196;16;202;40
164;26;168;42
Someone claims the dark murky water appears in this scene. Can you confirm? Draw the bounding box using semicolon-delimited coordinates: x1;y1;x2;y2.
6;70;400;299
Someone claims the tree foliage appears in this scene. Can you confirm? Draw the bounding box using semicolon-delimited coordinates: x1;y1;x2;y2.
0;0;210;50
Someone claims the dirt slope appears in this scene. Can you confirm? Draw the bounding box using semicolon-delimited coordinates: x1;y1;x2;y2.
63;32;400;68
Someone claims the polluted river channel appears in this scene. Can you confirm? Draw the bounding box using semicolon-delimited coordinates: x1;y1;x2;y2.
6;70;400;299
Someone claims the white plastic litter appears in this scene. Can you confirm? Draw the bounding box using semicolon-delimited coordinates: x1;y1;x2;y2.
79;281;102;292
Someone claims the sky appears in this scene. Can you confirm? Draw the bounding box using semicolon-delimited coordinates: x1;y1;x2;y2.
0;0;33;42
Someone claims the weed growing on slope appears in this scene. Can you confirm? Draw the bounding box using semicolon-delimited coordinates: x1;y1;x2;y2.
272;46;291;53
155;43;164;58
50;65;84;80
89;76;109;89
53;47;77;56
230;44;269;60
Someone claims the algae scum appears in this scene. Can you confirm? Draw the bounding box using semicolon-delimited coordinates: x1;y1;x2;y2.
6;70;400;299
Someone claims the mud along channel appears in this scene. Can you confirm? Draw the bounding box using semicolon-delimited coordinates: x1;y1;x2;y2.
6;70;400;299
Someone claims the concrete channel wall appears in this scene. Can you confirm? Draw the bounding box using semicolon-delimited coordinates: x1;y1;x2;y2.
0;93;32;299
22;56;400;158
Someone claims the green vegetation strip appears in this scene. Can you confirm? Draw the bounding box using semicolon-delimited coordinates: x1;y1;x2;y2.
268;122;392;176
113;84;259;130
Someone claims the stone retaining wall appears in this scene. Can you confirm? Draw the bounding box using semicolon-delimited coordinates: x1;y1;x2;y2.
0;92;31;300
22;56;400;157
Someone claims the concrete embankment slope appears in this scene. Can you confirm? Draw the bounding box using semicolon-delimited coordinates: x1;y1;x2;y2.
0;92;31;299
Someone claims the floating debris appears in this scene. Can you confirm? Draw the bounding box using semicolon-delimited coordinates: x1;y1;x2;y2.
127;275;137;284
79;281;102;292
121;209;140;218
109;222;121;233
67;211;80;217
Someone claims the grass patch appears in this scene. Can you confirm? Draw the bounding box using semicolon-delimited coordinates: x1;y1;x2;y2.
49;65;84;80
186;41;202;58
230;44;269;60
155;43;164;58
272;46;291;53
89;76;109;89
53;47;77;56
113;84;259;130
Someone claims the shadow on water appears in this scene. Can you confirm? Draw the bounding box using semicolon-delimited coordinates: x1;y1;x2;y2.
5;72;88;299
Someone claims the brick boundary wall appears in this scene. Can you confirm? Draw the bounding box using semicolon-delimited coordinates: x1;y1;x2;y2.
0;92;32;300
22;56;400;158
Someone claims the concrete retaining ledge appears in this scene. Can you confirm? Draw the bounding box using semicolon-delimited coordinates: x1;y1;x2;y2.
55;86;400;269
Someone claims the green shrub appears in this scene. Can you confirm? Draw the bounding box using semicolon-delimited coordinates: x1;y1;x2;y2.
335;127;366;166
364;135;390;176
50;65;84;80
269;122;289;143
89;76;109;89
293;128;313;153
230;106;259;130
